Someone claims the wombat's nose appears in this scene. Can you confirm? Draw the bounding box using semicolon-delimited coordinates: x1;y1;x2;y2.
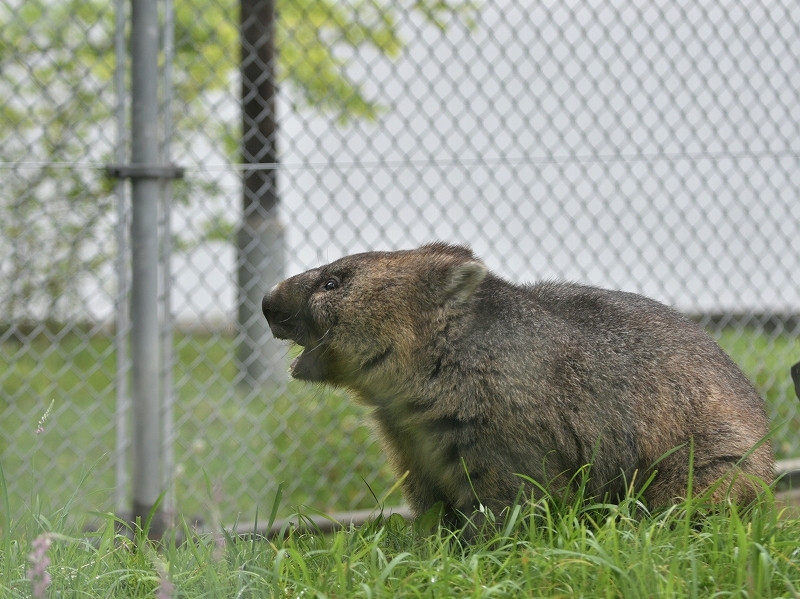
262;282;284;318
262;283;288;328
261;292;273;321
261;287;305;344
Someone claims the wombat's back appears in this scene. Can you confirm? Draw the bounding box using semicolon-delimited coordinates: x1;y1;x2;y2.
454;277;773;506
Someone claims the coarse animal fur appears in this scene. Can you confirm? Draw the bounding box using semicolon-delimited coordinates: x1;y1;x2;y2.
262;243;774;529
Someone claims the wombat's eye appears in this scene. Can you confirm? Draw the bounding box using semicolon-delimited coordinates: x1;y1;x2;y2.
323;279;339;291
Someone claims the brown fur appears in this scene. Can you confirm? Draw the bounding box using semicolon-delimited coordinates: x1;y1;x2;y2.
262;243;774;527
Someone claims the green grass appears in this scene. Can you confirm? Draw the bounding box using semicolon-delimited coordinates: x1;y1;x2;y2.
2;470;800;599
714;328;800;458
2;327;800;597
0;326;798;532
0;329;393;527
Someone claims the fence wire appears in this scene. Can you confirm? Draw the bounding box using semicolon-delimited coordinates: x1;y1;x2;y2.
1;0;799;525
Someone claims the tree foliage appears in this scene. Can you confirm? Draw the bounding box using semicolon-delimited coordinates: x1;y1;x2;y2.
174;0;475;117
0;0;475;321
0;0;117;322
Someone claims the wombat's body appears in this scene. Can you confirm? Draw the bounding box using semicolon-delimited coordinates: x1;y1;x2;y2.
262;243;773;525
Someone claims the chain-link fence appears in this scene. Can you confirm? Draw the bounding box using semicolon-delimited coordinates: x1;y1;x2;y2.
1;0;799;526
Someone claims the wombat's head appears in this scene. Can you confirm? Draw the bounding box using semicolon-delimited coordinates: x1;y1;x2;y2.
262;243;487;387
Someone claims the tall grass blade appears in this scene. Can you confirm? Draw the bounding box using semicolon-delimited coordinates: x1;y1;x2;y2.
0;460;11;584
267;482;284;532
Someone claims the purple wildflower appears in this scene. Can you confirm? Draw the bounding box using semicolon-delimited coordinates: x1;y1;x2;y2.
211;482;226;561
35;400;55;435
27;533;52;599
155;565;174;599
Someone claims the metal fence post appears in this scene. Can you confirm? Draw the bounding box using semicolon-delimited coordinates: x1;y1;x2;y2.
129;0;163;536
113;0;130;516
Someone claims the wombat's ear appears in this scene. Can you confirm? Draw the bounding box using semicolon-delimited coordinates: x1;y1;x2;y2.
442;261;487;306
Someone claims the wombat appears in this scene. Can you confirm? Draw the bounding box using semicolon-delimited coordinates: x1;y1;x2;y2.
262;242;773;528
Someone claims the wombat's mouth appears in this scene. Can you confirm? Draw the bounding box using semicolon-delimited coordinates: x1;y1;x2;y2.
265;314;310;347
289;342;329;382
265;314;328;380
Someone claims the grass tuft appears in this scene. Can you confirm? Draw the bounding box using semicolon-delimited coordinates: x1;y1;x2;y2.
2;483;800;598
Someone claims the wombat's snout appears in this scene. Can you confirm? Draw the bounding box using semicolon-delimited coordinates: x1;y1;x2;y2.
261;286;276;323
262;284;308;346
262;286;290;340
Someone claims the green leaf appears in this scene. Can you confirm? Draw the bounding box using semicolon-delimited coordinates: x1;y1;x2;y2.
413;501;445;536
